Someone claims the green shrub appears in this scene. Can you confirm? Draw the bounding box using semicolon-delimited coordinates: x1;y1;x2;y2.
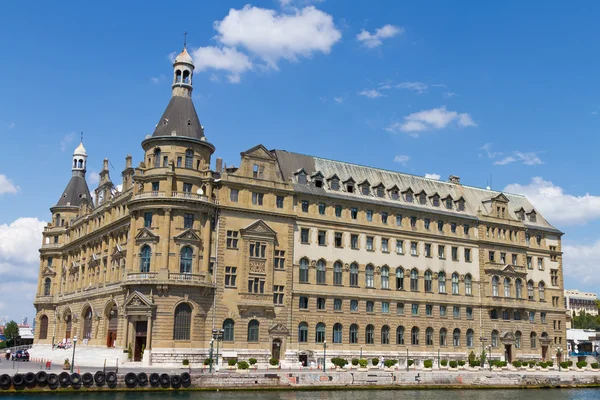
358;359;368;368
539;362;547;368
546;361;554;367
423;360;433;368
182;359;189;366
590;362;599;369
469;359;480;367
384;359;397;368
408;359;414;366
331;357;348;368
441;359;448;367
512;361;522;368
237;361;249;370
576;361;588;369
560;361;569;369
567;360;574;367
203;358;211;366
458;360;466;367
371;357;379;366
269;357;279;366
0;342;6;349
248;358;257;365
228;358;237;366
468;351;476;365
449;360;458;368
352;358;359;366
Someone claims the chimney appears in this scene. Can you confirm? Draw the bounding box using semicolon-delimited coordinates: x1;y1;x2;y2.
215;157;223;173
448;175;460;184
125;154;132;169
103;158;109;172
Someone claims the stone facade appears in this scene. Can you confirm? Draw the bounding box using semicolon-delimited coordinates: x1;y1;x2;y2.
33;46;566;365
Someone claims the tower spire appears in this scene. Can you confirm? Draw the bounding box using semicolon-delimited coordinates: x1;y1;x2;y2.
172;39;195;98
183;31;187;49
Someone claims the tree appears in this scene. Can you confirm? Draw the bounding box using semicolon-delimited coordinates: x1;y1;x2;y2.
4;321;19;347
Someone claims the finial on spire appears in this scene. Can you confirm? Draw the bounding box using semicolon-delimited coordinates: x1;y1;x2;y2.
80;131;84;143
183;31;188;49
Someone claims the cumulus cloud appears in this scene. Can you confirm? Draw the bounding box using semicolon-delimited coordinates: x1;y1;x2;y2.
191;46;252;83
425;173;441;180
393;155;410;165
0;174;19;195
150;74;167;84
563;240;600;285
333;96;345;104
358;89;383;98
494;151;543;166
396;81;428;93
357;24;403;48
503;177;600;226
385;106;476;137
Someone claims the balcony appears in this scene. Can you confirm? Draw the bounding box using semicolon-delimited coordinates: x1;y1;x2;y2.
132;191;212;204
134;191;166;200
41;243;62;249
33;295;55;305
171;192;209;202
125;270;212;287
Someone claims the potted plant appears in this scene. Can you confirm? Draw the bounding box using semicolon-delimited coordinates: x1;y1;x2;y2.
449;360;458;370
590;362;599;370
370;357;379;369
236;360;250;373
351;358;359;369
560;361;569;371
249;358;257;370
512;360;522;369
269;357;279;368
440;359;448;370
458;360;466;370
384;359;398;371
63;358;70;370
182;359;190;366
358;359;369;372
408;359;414;370
423;359;433;371
228;358;238;370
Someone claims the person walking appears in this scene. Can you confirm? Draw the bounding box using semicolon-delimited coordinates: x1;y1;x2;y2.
5;349;10;361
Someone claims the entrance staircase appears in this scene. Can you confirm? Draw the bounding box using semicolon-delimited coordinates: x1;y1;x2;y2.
28;344;124;368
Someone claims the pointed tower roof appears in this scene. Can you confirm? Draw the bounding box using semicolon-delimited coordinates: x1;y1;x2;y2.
74;142;87;156
55;142;93;208
151;96;204;139
174;47;194;65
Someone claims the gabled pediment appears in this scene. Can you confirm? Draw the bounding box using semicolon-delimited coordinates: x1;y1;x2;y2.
428;192;440;199
503;265;517;274
269;323;290;335
493;193;510;203
174;228;202;244
454;196;466;202
402;187;414;194
124;290;154;308
241;144;276;160
326;173;340;181
526;209;537;215
387;184;400;192
294;168;307;176
514;207;526;213
342;177;355;184
372;182;385;189
442;194;453;201
240;219;277;237
135;227;159;243
415;189;427;196
42;266;56;277
311;171;324;179
358;179;370;187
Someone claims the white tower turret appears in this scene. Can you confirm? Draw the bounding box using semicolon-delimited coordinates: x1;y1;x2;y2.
72;140;87;177
172;40;195;98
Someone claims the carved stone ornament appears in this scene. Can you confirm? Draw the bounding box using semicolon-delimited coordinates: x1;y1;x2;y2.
249;258;266;273
344;263;350;272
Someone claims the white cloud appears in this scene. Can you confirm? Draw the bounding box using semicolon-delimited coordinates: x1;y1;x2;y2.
88;171;100;186
150;74;166;84
358;89;384;98
0;174;19;195
443;92;457;98
494;151;543;166
425;173;441;180
393;155;410;165
385;106;476;137
8;122;15;129
333;96;345;104
396;81;428;93
60;133;76;151
563;240;600;286
357;24;403;48
191;46;252;83
503;177;600;225
481;143;502;159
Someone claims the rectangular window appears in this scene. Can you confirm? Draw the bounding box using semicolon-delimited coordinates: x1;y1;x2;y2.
248;277;265;294
381;212;388;224
425;243;432;257
314;230;325;246
397;303;404;315
184;213;194;229
300;228;309;244
334;232;343;248
465;248;471;262
351;234;359;249
151;181;159;192
366;301;374;313
500;252;506;264
411;304;419;316
410;216;417;228
512;254;518;265
451;246;458;261
451;222;457;233
183;183;192;193
273;285;284;305
541;312;546;323
224;266;237;287
162;156;168;167
301;200;309;212
438;220;444;232
440;305;447;317
527;256;532;269
396;239;403;254
176;157;182;168
466;307;473;319
538;258;544;270
252;192;264;205
551;269;558;286
536;235;542;245
525;233;530;244
489;251;495;262
424;218;430;230
276;195;284;208
453;306;460;318
529;311;535;322
438;245;445;259
463;224;469;235
274;250;285;269
350;300;358;312
144;212;152;228
366;236;374;251
226;231;239;249
230;189;239;203
382;302;390;313
351;208;358;219
396;214;402;226
249;242;266;258
411;241;418;256
334;299;342;311
426;304;433;316
299;297;308;309
318;203;326;215
366;210;373;222
47;257;53;266
381;238;389;252
317;298;326;310
335;205;342;217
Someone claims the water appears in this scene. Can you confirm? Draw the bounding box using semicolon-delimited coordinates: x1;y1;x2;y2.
3;389;599;400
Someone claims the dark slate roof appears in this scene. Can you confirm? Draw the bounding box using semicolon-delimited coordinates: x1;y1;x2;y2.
152;96;204;140
56;175;93;208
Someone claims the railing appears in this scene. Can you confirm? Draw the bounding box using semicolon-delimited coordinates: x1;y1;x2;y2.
134;191;165;199
34;295;54;304
168;272;207;283
127;272;158;280
569;351;598;357
124;271;210;285
171;192;209;202
42;243;62;249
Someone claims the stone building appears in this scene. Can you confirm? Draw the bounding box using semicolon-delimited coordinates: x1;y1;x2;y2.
33;45;566;365
564;289;598;317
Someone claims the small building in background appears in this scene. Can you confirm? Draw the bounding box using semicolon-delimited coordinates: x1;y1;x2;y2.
567;329;600;357
564;289;598;317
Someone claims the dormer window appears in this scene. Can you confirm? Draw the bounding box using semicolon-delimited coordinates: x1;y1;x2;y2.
361;185;370;195
528;212;537;223
432;196;440;207
405;192;413;203
253;164;264;180
374;185;384;198
347;183;354;193
314;178;323;188
330;179;339;191
457;199;465;211
391;190;399;200
419;193;427;205
445;198;453;210
297;172;307;184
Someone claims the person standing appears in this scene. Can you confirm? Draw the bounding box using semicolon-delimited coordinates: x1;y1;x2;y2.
5;349;10;361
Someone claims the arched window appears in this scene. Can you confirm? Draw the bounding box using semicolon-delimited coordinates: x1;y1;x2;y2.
410;268;419;291
411;327;419;345
39;315;48;340
515;331;522;348
78;159;83;168
55;213;61;226
538;281;545;301
173;303;192;340
381;325;390;344
83;307;93;339
315;323;325;343
180;246;193;274
453;328;461;346
349;324;358;344
440;328;447;346
44;278;51;296
396;326;405;345
248;320;259;342
176;69;182;83
316;260;326;284
299;258;309;283
185;149;193;169
333;323;343;343
381;266;389;289
140;245;151;273
438;271;446;293
491;330;499;347
223;319;234;342
515;278;523;299
527;280;534;300
504;277;511;297
333;261;343;285
350;263;359;286
530;332;537;348
424;270;432;292
492;276;499;297
465;274;472;295
154;148;161;168
426;327;434;346
396;267;404;290
183;70;190;84
65;314;72;339
452;272;459;294
298;322;308;343
466;329;474;347
365;324;375;344
365;265;374;288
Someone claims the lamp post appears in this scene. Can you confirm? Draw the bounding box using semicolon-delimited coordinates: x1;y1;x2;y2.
208;339;214;373
323;340;327;371
487;345;492;371
557;347;563;372
360;346;362;359
212;329;224;372
406;348;409;371
438;348;440;368
70;336;78;373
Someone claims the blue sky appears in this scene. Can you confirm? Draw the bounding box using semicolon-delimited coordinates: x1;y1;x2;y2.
1;0;600;321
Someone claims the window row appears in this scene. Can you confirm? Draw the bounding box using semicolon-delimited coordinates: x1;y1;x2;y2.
139;245;196;274
151;148;195;169
142;211;195;229
490;276;547;301
489;308;548;323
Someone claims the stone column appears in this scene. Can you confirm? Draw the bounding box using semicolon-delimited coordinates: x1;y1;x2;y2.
163;208;172;271
201;213;211;273
126;213;137;274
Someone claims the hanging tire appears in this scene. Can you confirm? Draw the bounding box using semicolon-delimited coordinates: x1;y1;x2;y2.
94;371;105;386
180;372;191;388
170;374;181;389
35;371;48;386
58;372;71;387
24;372;36;387
159;373;170;388
136;372;148;387
82;372;94;386
12;374;25;388
149;373;160;387
106;372;117;387
70;373;81;388
0;374;11;390
47;373;59;389
125;372;137;388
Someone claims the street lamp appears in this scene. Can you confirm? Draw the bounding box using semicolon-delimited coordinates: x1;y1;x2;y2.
437;348;440;368
323;340;327;371
70;336;78;373
406;348;409;371
360;346;362;359
208;339;214;373
212;329;224;372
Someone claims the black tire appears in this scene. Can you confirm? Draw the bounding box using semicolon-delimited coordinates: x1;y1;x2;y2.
125;372;137;388
159;373;170;388
12;374;24;388
94;371;106;386
180;372;191;388
24;372;36;387
106;372;117;387
0;374;10;390
36;371;48;386
59;372;70;387
70;373;81;388
82;372;94;386
47;373;59;389
149;373;160;387
171;374;181;389
137;372;148;387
